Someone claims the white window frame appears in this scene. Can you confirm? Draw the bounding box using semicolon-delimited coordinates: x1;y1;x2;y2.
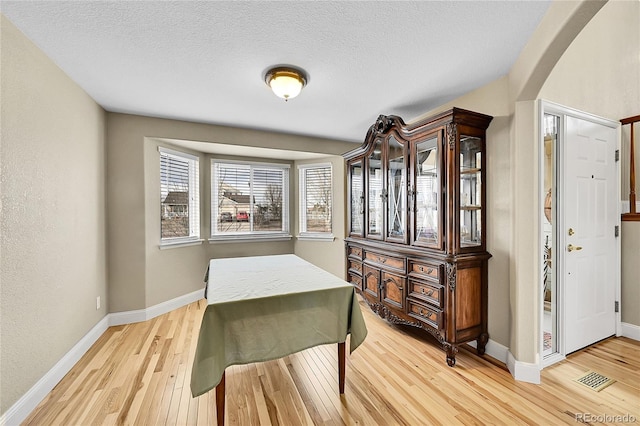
159;147;201;248
210;159;291;243
298;163;334;241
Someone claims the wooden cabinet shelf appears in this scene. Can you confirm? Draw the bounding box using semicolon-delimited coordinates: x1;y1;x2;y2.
460;167;481;174
344;107;492;367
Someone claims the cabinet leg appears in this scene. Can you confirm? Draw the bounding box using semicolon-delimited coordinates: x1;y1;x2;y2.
444;344;458;367
477;333;489;356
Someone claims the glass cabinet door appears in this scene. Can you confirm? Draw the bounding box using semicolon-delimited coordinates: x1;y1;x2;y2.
367;139;383;238
349;160;364;235
459;135;483;247
413;134;440;247
386;135;406;241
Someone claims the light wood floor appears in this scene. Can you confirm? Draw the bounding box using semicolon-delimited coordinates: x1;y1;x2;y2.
23;297;639;425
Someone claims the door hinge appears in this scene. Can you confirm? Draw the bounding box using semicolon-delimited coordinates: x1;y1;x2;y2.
615;301;619;313
615;225;620;237
615;149;620;162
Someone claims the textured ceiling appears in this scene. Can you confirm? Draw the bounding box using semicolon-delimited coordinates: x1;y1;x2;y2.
1;1;551;143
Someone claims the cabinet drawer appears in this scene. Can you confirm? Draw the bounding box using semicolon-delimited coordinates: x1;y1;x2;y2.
409;280;443;308
365;251;405;272
348;245;363;259
408;300;442;329
409;260;440;282
348;273;362;291
348;259;363;275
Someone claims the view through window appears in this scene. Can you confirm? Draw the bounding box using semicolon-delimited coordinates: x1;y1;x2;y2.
160;148;200;242
299;164;332;234
212;161;289;236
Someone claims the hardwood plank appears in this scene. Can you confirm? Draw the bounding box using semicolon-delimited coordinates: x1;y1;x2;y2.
22;297;640;426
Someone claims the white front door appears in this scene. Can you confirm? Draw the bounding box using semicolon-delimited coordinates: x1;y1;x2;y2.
564;115;618;354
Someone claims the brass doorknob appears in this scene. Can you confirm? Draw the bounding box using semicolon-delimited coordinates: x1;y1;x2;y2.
567;244;583;252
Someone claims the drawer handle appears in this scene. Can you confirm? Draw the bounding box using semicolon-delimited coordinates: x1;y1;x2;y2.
420;288;435;297
418;308;434;319
417;265;435;274
379;257;387;264
383;278;403;291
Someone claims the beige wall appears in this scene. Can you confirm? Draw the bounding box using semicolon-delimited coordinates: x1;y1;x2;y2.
144;139;210;308
293;156;347;279
107;113;355;312
621;222;640;326
0;16;107;413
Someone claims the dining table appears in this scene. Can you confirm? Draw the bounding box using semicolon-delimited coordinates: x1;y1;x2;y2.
190;254;368;425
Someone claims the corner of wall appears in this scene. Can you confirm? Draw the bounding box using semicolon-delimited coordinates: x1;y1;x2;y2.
507;351;541;384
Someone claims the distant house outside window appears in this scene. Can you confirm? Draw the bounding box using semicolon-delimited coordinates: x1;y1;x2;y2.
299;163;333;240
211;161;290;241
159;147;200;244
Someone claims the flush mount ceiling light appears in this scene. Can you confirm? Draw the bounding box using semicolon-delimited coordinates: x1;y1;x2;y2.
264;66;308;101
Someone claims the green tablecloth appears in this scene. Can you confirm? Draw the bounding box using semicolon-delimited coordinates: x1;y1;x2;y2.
190;254;368;398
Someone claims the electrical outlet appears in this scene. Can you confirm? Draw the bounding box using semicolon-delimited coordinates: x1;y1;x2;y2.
96;296;101;310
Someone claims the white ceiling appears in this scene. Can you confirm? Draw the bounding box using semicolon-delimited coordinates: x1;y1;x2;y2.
1;1;551;144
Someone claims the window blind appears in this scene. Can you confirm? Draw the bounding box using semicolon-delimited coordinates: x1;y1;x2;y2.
212;161;289;236
300;165;332;234
160;148;200;241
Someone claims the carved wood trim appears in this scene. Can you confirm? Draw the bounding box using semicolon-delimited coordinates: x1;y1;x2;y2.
447;122;456;150
373;115;395;136
446;262;457;291
365;300;445;343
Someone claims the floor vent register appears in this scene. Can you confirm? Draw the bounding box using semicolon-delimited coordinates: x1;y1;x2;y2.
574;371;616;392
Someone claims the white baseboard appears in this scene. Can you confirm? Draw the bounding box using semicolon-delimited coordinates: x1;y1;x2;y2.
468;339;542;385
0;289;204;426
109;289;203;326
0;316;110;426
507;351;541;384
466;338;509;365
621;322;640;341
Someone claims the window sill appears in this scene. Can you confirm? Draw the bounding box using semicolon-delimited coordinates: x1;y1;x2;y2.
159;239;205;250
296;233;335;242
209;234;293;244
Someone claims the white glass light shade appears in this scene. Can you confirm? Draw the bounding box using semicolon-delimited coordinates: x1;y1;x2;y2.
265;67;307;101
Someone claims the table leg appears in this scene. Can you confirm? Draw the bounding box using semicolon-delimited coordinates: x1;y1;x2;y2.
216;371;225;426
338;342;345;394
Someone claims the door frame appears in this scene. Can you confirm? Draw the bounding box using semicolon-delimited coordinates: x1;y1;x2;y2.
538;100;621;369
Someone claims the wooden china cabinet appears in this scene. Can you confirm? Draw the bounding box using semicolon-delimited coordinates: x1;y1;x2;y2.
344;108;492;366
